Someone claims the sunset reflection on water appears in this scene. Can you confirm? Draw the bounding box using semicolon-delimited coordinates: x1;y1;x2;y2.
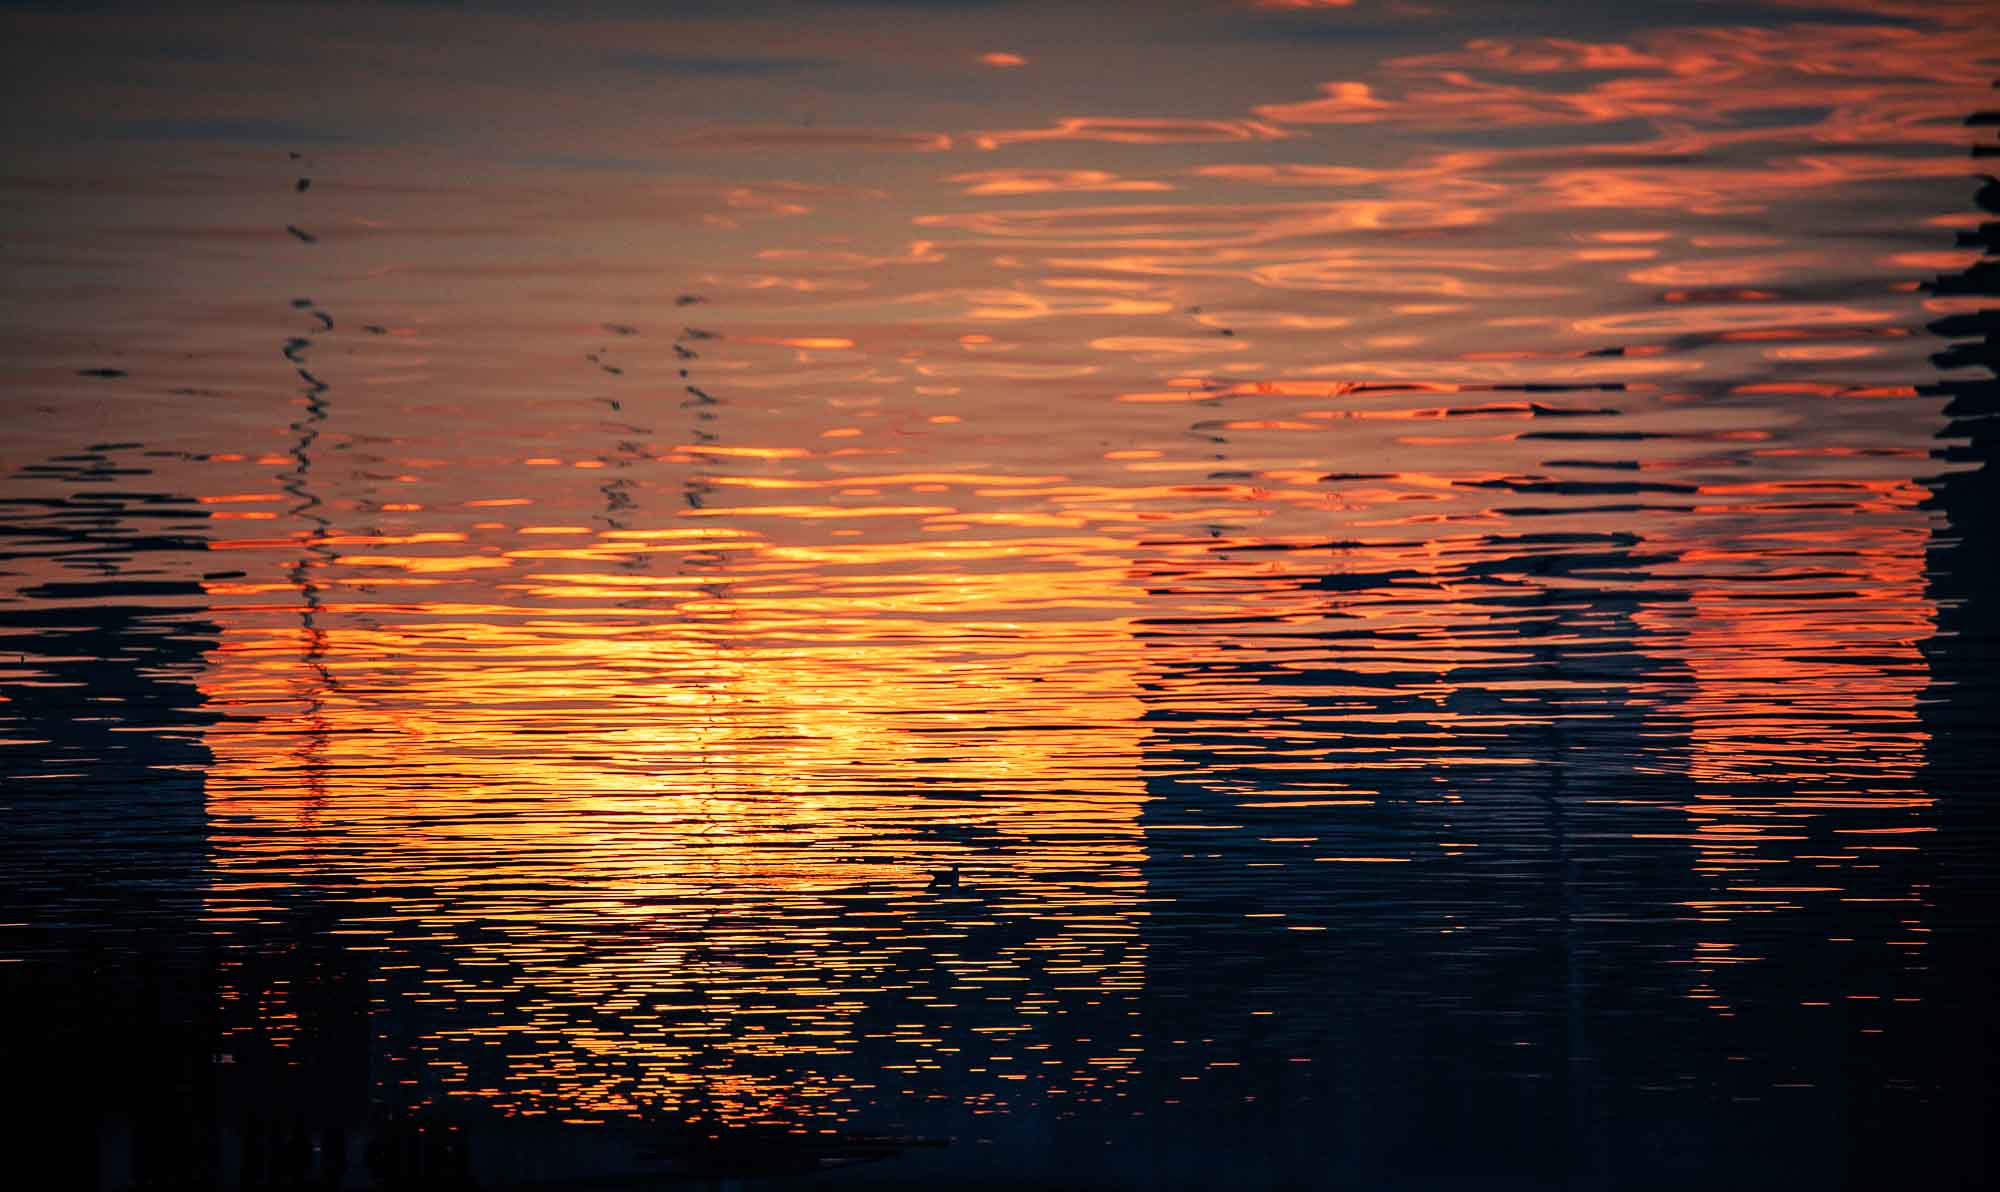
3;0;1997;1187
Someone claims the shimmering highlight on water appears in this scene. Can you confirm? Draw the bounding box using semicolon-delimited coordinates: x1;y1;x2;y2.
2;1;1997;1187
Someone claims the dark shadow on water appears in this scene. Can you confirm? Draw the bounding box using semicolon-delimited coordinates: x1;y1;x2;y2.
0;448;223;1188
0;450;376;1191
1915;110;2000;1190
1128;535;1710;1191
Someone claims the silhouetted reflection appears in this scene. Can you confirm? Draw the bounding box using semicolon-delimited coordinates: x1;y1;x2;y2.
1129;532;1707;1188
8;6;2000;1188
1916;107;2000;1187
0;453;376;1191
205;889;370;1191
1100;140;2000;1171
0;449;220;1188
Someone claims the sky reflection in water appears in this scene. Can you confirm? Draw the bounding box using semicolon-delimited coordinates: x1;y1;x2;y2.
2;0;1998;1187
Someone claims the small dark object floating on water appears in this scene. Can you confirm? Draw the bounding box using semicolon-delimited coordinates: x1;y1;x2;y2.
76;368;127;378
927;864;961;890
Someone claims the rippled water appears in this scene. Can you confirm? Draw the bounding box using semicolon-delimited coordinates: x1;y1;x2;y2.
4;1;1998;1188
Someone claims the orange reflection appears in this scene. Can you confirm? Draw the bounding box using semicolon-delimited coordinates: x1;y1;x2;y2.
11;0;1964;1135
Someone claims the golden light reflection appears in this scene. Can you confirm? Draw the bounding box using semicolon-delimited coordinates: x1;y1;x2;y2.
3;0;1981;1143
198;505;1165;1122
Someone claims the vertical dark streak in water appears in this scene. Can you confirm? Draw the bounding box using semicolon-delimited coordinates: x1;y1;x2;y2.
667;313;747;1102
678;323;722;514
586;325;655;588
193;161;375;1192
1917;96;2000;1189
280;302;338;812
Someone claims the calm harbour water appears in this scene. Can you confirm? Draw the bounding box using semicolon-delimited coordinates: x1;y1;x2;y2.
3;1;1998;1188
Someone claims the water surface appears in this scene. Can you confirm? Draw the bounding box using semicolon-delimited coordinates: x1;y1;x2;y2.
3;1;1998;1187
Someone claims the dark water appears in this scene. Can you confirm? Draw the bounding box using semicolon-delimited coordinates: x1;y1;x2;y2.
3;2;1997;1188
